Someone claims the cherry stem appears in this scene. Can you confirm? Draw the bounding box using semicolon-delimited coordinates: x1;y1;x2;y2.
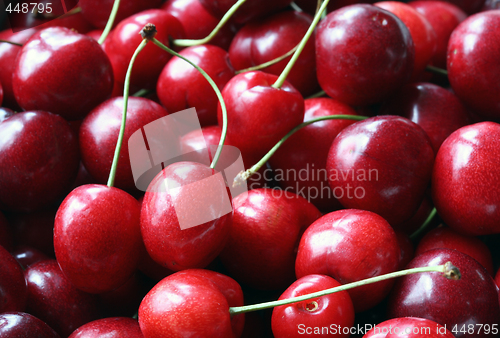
98;0;121;45
0;40;23;47
426;65;448;76
410;207;437;240
229;262;460;315
307;90;326;99
233;114;367;187
106;37;148;187
272;0;330;89
132;88;154;97
235;44;299;74
172;0;247;47
150;38;228;170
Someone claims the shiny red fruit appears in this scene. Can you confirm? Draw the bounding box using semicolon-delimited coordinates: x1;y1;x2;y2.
199;0;292;24
363;317;455;337
0;245;27;313
68;317;144;338
0;312;60;338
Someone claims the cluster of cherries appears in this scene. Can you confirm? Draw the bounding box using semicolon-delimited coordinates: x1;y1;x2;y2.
1;0;500;337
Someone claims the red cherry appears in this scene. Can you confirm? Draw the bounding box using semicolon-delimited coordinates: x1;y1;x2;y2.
432;122;500;235
198;0;292;24
180;125;222;164
363;317;455;337
12;27;114;121
54;184;143;294
430;0;486;14
0;312;60;338
495;268;500;288
395;230;415;269
392;196;434;235
0;79;3;106
0;245;27;313
68;317;143;338
295;209;401;312
11;245;50;270
316;4;414;106
0;107;14;124
272;274;355;338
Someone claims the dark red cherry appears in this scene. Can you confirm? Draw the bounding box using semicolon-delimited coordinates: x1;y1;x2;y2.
388;249;500;338
447;10;500;119
396;230;415;269
434;0;486;14
363;317;455;337
316;4;414;106
0;245;27;313
393;196;434;235
0;312;60;338
157;45;234;127
432;122;500;235
12;246;50;270
199;0;292;24
0;79;3;106
0;111;79;212
12;27;114;121
24;260;100;338
68;317;143;338
272;274;355;338
104;9;185;90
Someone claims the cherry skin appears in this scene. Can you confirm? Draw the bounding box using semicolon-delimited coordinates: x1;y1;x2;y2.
229;10;319;97
219;188;322;290
0;111;79;212
68;317;143;338
24;260;100;338
395;230;414;269
198;0;292;24
269;98;360;212
0;80;3;106
326;115;435;226
0;245;27;313
104;9;185;90
295;209;401;312
392;196;434;235
54;184;143;294
380;82;470;153
180;125;223;164
495;268;500;288
363;317;455;337
433;0;486;14
0;107;14;123
0;312;60;338
415;226;494;275
447;10;500;119
272;274;355;338
12;245;50;270
12;27;114;121
316;4;414;106
157;45;235;127
216;71;304;160
388;249;500;338
0;211;13;251
432;122;500;235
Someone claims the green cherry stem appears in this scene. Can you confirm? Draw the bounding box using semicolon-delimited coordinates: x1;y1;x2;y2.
150;38;228;170
233;114;367;186
229;262;460;316
235;44;299;74
272;0;330;89
410;207;438;241
425;65;448;76
132;88;154;97
306;90;326;99
98;0;121;45
0;40;23;47
173;0;247;47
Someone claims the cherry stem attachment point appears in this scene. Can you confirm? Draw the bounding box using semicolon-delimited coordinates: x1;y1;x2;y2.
173;0;247;47
233;114;367;187
150;38;228;170
0;39;23;47
98;0;121;45
426;65;448;76
410;207;437;240
229;262;460;315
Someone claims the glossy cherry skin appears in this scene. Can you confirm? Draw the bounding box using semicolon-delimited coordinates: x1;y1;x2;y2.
104;10;185;90
157;45;234;127
396;230;414;269
54;184;142;294
217;71;304;159
380;82;470;153
0;111;79;212
295;209;401;312
80;97;170;191
12;246;50;270
432;122;500;235
0;80;3;106
0;245;27;313
269;98;360;212
0;312;60;338
13;27;114;121
448;10;500;119
388;249;500;338
229;10;319;97
198;0;292;24
0;107;14;124
316;4;414;106
409;1;467;69
141;161;232;271
79;0;161;29
363;317;455;337
272;274;355;338
327;115;435;226
219;188;322;290
68;318;143;338
393;196;434;235
415;226;494;275
138;270;238;338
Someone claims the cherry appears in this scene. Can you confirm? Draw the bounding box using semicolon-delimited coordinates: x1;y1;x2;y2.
295;209;401;312
326;115;435;226
12;27;114;121
271;274;355;338
447;10;500;119
0;107;14;123
0;312;60;338
157;45;235;127
229;10;319;97
68;317;143;338
54;184;142;293
432;122;500;235
316;4;414;106
395;231;415;269
393;196;434;235
0;111;79;212
181;125;223;164
24;260;100;338
363;317;455;337
104;9;185;90
198;0;293;24
219;188;321;290
0;211;13;251
433;0;486;14
11;245;50;270
0;245;27;313
495;268;500;288
388;249;500;338
0;80;3;106
294;0;361;14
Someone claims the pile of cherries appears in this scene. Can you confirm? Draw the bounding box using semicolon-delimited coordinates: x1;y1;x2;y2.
1;0;499;337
